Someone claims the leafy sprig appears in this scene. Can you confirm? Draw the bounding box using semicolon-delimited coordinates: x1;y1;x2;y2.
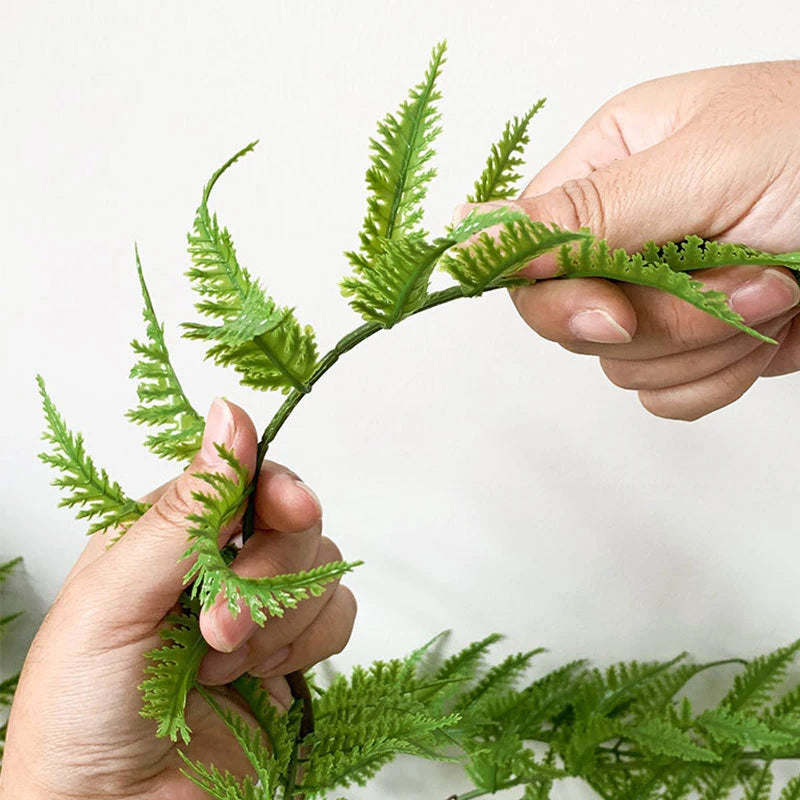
37;375;148;536
127;245;205;462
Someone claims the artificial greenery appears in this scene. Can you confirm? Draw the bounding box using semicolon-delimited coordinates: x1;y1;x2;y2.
25;40;800;798
0;557;23;761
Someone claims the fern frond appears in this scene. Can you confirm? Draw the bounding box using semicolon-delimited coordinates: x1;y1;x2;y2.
467;99;546;203
694;761;742;800
557;239;774;343
196;687;273;790
743;763;773;800
185;144;318;394
233;674;299;778
721;639;800;713
780;775;800;800
696;708;797;749
641;235;800;273
126;246;204;462
37;375;148;536
0;558;21;586
625;717;719;763
341;236;450;327
138;606;207;743
440;219;589;296
455;649;544;714
181;444;360;625
178;751;262;800
342;207;527;326
350;41;446;268
0;674;19;708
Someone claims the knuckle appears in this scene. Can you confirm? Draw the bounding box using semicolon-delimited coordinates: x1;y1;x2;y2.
549;176;606;235
148;477;199;531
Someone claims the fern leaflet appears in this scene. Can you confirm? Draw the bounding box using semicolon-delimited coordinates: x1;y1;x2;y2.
467;99;546;203
138;604;207;743
37;375;148;536
185;144;318;394
557;238;774;343
181;445;360;625
641;235;800;273
127;245;204;462
721;639;800;713
349;41;446;269
441;219;590;296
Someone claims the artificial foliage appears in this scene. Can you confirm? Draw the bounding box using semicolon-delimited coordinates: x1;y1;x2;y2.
0;558;23;761
21;40;800;798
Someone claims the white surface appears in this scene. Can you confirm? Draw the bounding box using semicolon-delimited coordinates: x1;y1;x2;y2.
2;1;799;797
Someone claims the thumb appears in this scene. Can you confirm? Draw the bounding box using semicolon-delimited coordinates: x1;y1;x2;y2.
82;398;257;624
462;121;741;280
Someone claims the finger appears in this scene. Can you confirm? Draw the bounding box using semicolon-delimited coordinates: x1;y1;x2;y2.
249;585;356;678
198;526;328;653
199;583;356;686
637;322;791;421
198;538;346;684
510;277;636;344
254;461;322;533
511;266;800;360
762;315;800;376
600;312;797;390
75;398;257;625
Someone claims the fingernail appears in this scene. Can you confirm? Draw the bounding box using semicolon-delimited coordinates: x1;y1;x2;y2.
198;642;250;685
251;646;291;677
295;480;322;516
200;398;234;464
730;269;800;324
569;309;632;343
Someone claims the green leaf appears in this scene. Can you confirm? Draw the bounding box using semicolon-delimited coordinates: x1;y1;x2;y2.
341;236;450;327
37;375;148;537
233;674;299;778
350;41;446;267
178;752;262;800
127;245;205;462
641;235;800;273
743;763;773;800
721;639;800;713
441;219;589;296
185;143;318;394
0;557;22;586
697;707;797;749
138;606;207;743
454;649;544;714
342;208;526;327
468;99;546;203
181;444;360;625
625;717;720;763
780;775;800;800
196;687;274;790
558;238;775;343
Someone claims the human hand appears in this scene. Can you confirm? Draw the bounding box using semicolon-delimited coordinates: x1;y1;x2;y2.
0;398;356;800
459;61;800;420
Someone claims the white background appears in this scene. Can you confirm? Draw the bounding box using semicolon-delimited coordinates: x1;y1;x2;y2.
2;1;799;797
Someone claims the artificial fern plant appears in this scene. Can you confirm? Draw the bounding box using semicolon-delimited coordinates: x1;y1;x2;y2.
22;40;800;799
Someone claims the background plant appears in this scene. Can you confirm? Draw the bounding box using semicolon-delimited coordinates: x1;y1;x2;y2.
23;40;800;798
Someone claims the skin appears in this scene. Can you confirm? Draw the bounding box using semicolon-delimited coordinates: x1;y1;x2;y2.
457;60;800;420
0;398;356;800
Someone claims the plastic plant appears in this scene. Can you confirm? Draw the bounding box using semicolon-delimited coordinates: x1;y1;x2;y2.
23;40;800;799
